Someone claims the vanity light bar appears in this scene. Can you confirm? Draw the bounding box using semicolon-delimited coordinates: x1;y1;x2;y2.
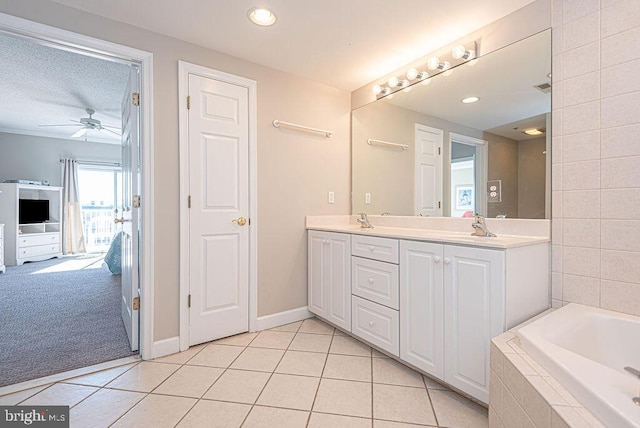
372;41;477;99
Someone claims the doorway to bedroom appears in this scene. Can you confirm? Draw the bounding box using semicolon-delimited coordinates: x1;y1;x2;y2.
0;23;146;388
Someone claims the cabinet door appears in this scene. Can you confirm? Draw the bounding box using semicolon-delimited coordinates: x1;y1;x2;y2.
308;231;328;317
443;245;505;404
400;241;444;379
326;233;351;330
307;231;351;331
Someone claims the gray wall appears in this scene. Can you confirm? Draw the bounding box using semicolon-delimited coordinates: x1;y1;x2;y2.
518;137;546;218
0;132;120;186
0;0;351;341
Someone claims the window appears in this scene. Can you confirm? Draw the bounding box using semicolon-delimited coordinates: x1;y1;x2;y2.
77;165;122;252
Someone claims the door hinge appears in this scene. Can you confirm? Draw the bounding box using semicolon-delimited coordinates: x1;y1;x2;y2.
188;294;191;308
438;201;441;209
188;195;191;208
248;218;251;225
132;92;140;106
132;297;140;310
438;147;441;155
187;95;191;110
133;195;141;208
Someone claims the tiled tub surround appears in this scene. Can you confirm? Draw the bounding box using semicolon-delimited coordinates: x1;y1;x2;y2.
0;318;489;428
519;304;640;428
489;310;607;428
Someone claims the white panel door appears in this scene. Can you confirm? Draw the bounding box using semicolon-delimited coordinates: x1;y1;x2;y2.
414;124;443;216
121;65;140;352
188;73;249;346
400;240;444;379
443;245;505;404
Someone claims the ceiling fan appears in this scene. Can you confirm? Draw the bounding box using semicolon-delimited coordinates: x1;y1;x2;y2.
39;108;121;139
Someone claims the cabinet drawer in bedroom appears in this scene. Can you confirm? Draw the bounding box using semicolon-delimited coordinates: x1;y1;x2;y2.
18;233;60;248
19;244;60;258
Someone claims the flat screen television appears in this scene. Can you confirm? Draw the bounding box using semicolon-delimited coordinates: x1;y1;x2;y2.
19;199;50;224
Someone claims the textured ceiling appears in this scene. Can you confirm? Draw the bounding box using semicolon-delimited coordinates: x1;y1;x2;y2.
50;0;534;91
0;32;130;144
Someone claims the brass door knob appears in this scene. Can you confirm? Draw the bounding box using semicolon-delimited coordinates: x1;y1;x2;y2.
232;217;247;226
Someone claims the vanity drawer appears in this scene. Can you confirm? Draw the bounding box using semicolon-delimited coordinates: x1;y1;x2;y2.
352;256;399;310
18;244;60;259
351;235;398;264
18;233;60;248
352;295;399;356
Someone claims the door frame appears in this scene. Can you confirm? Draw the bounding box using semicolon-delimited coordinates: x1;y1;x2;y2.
0;12;155;359
178;61;258;352
448;133;487;216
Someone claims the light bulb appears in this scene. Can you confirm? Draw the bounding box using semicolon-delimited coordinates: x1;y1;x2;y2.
372;85;382;95
452;45;466;59
461;96;479;104
388;76;399;88
416;71;429;80
380;87;391;95
406;68;419;80
398;79;409;88
248;8;277;26
427;57;440;70
441;61;451;71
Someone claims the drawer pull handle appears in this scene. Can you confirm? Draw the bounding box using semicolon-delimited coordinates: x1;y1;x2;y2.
444;258;450;265
368;278;374;284
434;256;441;263
368;320;375;327
369;246;375;251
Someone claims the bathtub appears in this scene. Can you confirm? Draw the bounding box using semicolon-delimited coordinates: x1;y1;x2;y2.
518;303;640;428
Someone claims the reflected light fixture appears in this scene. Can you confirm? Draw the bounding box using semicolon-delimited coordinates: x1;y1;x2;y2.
461;96;479;104
427;57;450;71
523;128;545;136
372;85;383;95
248;7;277;26
388;76;399;88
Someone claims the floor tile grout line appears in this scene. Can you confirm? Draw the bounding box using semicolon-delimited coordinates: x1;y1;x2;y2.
423;372;441;428
305;323;335;427
108;391;151;427
240;319;317;427
370;342;374;428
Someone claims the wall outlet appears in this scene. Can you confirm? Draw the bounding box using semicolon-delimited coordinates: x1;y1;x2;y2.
487;180;502;203
365;193;371;204
328;191;335;204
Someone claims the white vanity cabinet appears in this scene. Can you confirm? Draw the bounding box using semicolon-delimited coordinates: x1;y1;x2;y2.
308;227;549;405
308;230;351;330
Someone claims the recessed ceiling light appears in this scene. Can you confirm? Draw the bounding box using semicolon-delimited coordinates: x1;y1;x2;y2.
461;96;479;104
248;8;277;26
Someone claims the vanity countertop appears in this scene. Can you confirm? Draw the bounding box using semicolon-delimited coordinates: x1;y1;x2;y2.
307;224;549;249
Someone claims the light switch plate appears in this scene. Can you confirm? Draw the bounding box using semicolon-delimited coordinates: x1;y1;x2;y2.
365;193;371;204
328;191;335;204
487;180;502;203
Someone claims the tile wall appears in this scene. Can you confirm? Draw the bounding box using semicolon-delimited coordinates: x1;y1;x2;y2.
552;0;640;315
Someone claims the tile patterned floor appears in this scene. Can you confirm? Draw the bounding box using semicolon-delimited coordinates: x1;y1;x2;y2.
0;318;488;427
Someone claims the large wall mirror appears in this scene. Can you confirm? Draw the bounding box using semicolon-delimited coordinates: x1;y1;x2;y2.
352;30;551;218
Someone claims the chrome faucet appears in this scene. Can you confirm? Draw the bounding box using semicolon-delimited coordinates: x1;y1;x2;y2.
357;213;374;228
471;214;496;237
381;212;391;216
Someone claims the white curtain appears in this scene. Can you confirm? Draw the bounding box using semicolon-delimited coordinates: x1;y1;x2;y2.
62;159;86;254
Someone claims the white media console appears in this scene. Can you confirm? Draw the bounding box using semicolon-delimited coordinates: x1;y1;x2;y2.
0;183;63;266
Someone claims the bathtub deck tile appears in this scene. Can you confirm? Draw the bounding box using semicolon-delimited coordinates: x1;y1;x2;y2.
519;353;549;377
492;339;516;355
574;407;605;428
529;376;569;406
552;405;591;427
522;375;552;428
493;332;516;342
503;353;537;377
543;376;582;407
507;338;527;355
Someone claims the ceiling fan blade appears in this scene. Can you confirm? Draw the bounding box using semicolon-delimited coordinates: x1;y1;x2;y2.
102;125;122;130
71;128;88;138
39;124;81;127
100;127;122;137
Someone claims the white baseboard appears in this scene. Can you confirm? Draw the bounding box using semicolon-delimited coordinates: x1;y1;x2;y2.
151;336;180;359
254;306;314;331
